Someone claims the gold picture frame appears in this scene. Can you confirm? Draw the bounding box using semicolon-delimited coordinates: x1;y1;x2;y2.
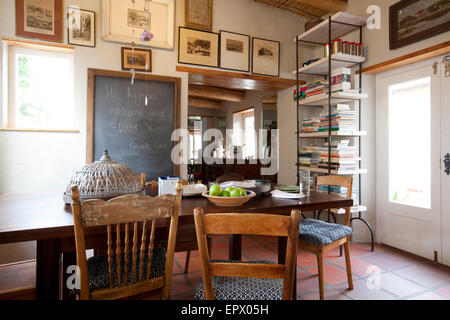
185;0;212;31
121;47;152;72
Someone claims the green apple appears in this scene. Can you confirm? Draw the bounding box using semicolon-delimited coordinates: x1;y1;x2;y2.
225;187;235;194
230;189;242;197
236;187;246;197
222;190;230;197
209;184;222;197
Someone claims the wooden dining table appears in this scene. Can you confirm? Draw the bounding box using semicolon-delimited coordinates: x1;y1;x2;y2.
0;190;352;300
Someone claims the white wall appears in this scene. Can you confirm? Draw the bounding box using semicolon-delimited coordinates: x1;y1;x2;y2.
0;0;307;263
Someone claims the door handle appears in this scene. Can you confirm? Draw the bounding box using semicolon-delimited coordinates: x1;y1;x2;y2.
444;153;450;175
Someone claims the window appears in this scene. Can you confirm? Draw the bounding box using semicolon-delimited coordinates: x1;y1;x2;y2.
4;45;75;130
232;108;256;159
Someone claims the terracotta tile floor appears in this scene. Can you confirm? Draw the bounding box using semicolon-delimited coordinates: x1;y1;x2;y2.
170;235;450;300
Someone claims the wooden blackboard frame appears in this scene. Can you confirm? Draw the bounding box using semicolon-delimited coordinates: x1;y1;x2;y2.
86;68;181;177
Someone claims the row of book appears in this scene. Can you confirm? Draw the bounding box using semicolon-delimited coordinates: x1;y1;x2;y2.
318;185;360;206
300;104;357;133
298;140;360;171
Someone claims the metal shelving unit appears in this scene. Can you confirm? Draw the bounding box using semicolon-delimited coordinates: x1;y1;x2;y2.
295;12;374;251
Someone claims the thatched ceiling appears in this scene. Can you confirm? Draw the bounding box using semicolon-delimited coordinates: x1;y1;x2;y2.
253;0;348;20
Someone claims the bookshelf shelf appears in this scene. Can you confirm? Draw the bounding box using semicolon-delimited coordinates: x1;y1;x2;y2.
295;12;374;251
297;166;367;175
294;53;366;76
294;92;368;107
295;12;366;44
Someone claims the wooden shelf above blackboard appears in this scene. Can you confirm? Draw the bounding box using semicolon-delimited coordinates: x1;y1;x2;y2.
176;65;301;91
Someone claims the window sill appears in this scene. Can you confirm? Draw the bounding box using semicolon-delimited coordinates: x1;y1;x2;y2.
0;128;80;133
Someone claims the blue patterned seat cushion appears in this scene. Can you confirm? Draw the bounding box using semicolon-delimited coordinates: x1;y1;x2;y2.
299;219;353;246
86;247;166;290
194;260;283;300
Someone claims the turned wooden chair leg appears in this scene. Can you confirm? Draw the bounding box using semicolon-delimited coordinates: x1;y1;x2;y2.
317;250;325;300
344;239;354;290
184;251;191;274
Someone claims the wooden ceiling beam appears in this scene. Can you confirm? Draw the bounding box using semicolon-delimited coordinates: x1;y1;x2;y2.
188;84;245;102
188;97;222;110
262;95;277;104
263;103;277;110
291;0;347;13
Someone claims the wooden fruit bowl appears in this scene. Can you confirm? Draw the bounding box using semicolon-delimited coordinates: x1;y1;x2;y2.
202;191;256;207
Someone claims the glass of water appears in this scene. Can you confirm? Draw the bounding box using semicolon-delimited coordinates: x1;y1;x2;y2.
299;170;311;196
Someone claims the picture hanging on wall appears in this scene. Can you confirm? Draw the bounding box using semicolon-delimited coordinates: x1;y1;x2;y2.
121;47;152;72
252;37;280;77
389;0;450;50
185;0;212;31
68;7;96;47
178;27;219;68
102;0;175;49
219;30;250;72
15;0;64;43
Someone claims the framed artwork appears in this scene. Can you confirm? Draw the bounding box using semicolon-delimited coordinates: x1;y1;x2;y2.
102;0;175;49
121;47;152;72
178;27;219;68
15;0;64;43
390;0;450;50
185;0;212;31
252;37;280;77
68;7;96;47
220;30;250;72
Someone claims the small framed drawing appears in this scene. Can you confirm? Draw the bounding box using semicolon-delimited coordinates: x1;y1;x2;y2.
121;47;152;72
185;0;212;31
220;30;250;72
15;0;64;43
252;38;280;77
68;7;96;47
178;27;219;68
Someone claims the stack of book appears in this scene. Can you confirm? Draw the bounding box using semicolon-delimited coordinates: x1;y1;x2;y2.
319;104;357;132
331;68;352;92
296;80;329;100
299;146;321;166
300;116;320;133
318;140;359;171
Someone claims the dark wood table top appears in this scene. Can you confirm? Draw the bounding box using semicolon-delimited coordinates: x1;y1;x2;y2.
0;191;353;244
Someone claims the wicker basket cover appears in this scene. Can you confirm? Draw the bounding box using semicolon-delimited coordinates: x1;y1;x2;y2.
64;150;143;203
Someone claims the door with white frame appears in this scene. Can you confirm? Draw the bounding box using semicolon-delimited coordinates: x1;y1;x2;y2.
376;56;449;264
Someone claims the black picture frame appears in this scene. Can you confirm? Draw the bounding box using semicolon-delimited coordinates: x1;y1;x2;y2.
251;37;280;78
67;7;96;48
178;26;219;68
219;30;251;73
389;0;450;50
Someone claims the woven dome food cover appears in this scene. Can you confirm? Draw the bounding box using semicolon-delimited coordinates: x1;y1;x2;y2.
64;150;143;203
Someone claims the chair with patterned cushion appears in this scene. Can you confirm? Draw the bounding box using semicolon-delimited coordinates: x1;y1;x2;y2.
70;180;182;300
299;175;354;300
193;208;300;300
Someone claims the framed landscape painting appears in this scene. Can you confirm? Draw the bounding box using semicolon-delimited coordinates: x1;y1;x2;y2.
178;27;219;68
15;0;64;43
68;7;96;47
252;37;280;77
220;30;250;72
390;0;450;49
121;47;152;72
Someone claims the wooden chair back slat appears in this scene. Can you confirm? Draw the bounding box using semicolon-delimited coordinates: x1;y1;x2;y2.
146;220;156;281
316;175;353;226
107;225;114;289
131;222;139;284
116;224;122;287
194;208;300;300
202;213;291;236
70;181;182;300
124;223;130;285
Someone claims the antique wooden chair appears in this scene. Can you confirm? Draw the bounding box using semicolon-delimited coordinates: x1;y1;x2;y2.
299;175;354;300
70;180;182;300
193;208;300;300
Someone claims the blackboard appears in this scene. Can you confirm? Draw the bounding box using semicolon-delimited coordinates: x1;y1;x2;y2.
87;69;181;181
